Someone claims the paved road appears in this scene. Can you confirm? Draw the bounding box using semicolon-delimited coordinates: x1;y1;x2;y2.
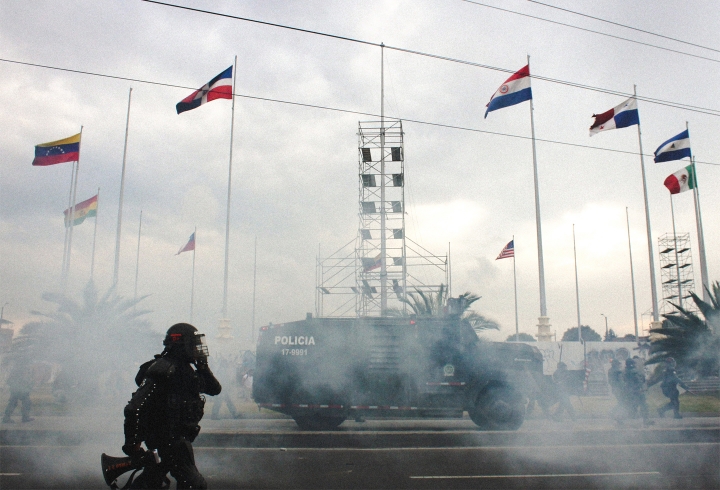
2;416;718;489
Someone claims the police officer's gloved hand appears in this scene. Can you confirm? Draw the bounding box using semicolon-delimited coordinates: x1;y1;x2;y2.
195;358;209;370
122;443;145;462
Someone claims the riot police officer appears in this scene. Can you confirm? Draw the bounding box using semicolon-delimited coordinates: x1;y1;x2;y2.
607;358;625;421
552;362;576;421
122;323;221;489
651;357;694;419
623;358;653;427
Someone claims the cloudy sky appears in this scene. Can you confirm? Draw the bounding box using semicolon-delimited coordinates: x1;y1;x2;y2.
1;0;718;347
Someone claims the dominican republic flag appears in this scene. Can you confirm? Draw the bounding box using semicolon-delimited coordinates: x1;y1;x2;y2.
177;232;196;255
654;130;691;163
176;66;233;114
496;240;514;260
485;65;532;118
664;165;696;195
589;97;639;136
32;133;81;166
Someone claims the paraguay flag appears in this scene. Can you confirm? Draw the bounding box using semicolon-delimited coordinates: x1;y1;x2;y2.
485;65;532;118
654;130;691;163
176;66;233;114
589;97;639;136
32;133;81;166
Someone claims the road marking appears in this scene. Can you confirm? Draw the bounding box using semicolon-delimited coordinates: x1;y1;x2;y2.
187;442;719;451
0;473;22;476
410;471;662;479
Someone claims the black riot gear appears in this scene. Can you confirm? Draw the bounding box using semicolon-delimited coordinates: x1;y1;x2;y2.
163;323;209;363
123;323;220;489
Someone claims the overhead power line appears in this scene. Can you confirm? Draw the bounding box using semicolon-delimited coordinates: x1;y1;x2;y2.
2;57;718;167
527;0;720;54
140;0;720;117
460;0;720;64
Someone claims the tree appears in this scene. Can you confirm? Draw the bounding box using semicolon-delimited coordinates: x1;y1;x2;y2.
604;328;617;342
27;280;157;400
389;285;499;334
647;282;720;377
561;325;601;342
506;332;536;342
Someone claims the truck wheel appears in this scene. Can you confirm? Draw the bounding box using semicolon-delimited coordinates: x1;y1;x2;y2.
470;387;525;431
293;415;345;431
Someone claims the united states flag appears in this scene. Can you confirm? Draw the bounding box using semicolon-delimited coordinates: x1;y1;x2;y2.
496;240;514;260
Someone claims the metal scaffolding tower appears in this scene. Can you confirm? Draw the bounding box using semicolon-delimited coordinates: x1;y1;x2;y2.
315;121;448;318
658;233;698;315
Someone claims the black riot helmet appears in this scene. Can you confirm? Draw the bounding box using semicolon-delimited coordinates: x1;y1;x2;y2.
163;323;209;362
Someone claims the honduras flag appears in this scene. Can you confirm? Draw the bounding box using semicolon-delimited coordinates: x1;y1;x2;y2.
485;65;532;118
654;130;691;163
176;66;233;114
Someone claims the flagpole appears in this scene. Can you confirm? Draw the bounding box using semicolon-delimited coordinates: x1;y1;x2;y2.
133;210;142;309
626;207;640;339
573;224;582;342
61;161;76;284
669;195;683;310
191;227;196;322
90;187;100;282
513;236;519;342
380;43;388;314
64;126;83;292
221;56;237;329
114;88;133;288
527;55;549;335
687;122;709;302
448;242;452;299
252;235;257;346
634;85;660;325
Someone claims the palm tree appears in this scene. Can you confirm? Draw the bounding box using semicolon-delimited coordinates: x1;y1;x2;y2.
397;284;448;316
390;285;499;334
647;282;720;377
25;280;157;400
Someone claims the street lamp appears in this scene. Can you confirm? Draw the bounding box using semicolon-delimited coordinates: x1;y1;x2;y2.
601;313;608;340
0;302;8;326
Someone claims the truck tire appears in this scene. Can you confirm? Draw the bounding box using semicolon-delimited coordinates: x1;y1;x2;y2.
469;386;525;431
293;415;345;431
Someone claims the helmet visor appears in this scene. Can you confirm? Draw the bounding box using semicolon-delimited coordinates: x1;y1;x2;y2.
193;333;210;360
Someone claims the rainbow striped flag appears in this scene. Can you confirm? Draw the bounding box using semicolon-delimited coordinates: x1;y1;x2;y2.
64;194;98;227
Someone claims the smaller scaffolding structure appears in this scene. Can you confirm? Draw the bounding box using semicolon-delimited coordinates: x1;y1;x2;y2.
658;233;698;315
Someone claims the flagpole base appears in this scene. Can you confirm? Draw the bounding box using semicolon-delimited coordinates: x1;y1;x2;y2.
536;316;553;342
648;320;663;337
217;318;234;340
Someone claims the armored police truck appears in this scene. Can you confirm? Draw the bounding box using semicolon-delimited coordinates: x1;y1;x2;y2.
253;315;543;430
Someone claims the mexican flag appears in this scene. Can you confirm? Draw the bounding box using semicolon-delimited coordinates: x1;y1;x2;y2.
664;165;695;194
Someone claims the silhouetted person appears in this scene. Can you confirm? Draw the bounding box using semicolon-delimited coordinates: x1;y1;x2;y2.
552;362;576;421
2;358;34;423
623;358;653;427
650;357;693;419
607;358;625;422
122;323;221;489
526;373;553;419
210;356;238;419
